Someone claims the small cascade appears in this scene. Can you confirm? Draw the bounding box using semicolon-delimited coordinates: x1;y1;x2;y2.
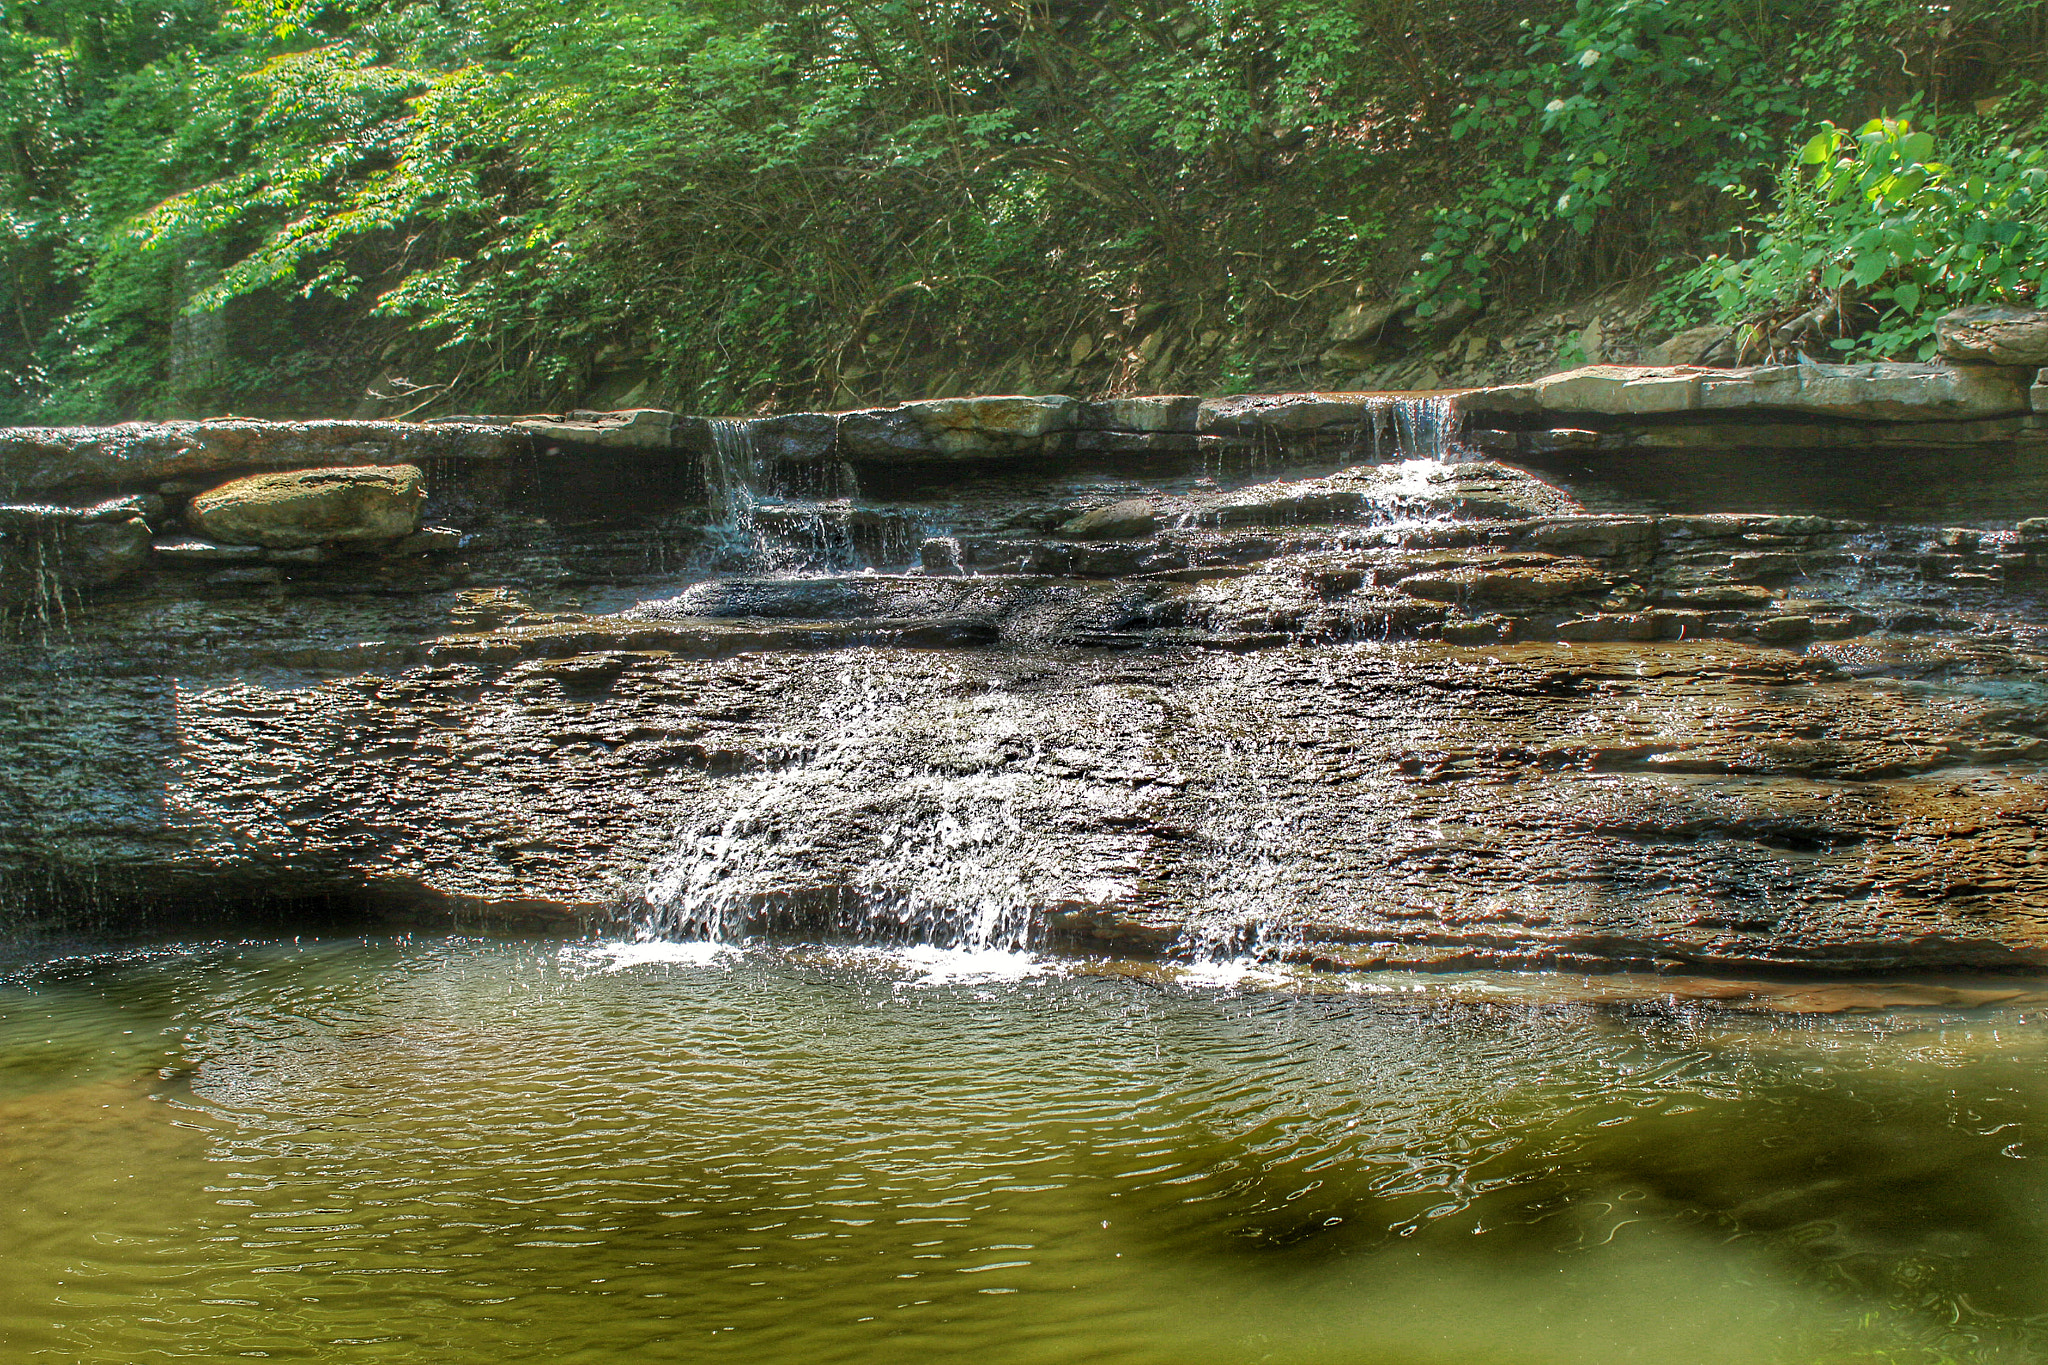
1170;684;1312;974
1365;394;1464;465
703;418;761;520
699;418;901;575
1201;393;1467;485
0;508;82;645
640;658;1044;952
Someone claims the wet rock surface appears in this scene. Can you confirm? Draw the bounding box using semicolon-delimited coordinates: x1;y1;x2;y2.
1460;361;2033;424
10;397;2048;979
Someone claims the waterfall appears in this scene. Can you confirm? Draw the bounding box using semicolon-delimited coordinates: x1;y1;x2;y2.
0;509;82;645
643;391;1476;961
699;418;872;575
704;418;761;519
1364;394;1463;465
700;417;766;568
639;658;1045;953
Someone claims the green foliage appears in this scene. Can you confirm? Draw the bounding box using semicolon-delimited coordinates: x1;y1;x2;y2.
2;0;2044;419
1690;115;2048;360
1412;0;2047;320
0;0;1563;418
1415;0;1833;314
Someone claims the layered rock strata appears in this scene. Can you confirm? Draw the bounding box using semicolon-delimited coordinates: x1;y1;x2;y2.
8;383;2048;978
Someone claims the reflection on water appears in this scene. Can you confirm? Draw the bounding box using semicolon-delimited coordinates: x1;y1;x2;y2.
3;935;2046;1364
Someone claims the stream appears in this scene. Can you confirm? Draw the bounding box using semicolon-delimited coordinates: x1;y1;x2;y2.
4;934;2047;1364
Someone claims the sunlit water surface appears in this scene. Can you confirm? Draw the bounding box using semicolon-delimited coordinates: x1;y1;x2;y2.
4;935;2047;1364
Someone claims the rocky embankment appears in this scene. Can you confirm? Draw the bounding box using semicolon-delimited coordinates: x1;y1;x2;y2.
9;351;2048;976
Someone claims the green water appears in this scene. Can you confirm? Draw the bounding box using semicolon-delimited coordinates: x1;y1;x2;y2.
3;935;2046;1364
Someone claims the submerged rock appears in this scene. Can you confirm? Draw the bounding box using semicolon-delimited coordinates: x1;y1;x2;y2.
190;465;426;548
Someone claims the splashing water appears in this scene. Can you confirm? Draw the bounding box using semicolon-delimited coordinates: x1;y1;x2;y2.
1200;393;1467;481
640;657;1052;954
700;417;870;575
1364;393;1464;465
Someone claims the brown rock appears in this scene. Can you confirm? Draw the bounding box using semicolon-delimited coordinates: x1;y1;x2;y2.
192;465;426;548
1061;499;1158;540
1936;305;2048;367
1399;562;1608;603
1650;324;1733;367
513;408;678;451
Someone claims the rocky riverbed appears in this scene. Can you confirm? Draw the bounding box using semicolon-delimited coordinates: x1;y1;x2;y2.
8;365;2048;975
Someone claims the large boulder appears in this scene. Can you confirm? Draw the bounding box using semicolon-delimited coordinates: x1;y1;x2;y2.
1649;324;1733;367
1327;299;1403;344
1936;306;2048;367
191;465;425;549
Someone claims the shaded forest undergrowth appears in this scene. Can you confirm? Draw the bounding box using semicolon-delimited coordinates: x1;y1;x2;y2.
4;0;2047;422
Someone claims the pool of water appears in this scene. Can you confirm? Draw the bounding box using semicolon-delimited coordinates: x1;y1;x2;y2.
4;934;2047;1364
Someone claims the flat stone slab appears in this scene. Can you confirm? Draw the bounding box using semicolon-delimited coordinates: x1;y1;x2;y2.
836;395;1080;459
1938;305;2048;367
0;419;521;496
13;363;2045;501
1459;362;2031;423
512;408;679;451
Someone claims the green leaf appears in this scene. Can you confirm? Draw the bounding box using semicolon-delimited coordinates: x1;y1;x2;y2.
1798;131;1836;165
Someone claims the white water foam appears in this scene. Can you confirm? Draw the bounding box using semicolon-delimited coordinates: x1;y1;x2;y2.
562;939;738;974
639;656;1080;953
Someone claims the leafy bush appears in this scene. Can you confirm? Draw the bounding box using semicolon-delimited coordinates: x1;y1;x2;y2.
1413;0;1834;316
1688;115;2048;360
7;0;1556;419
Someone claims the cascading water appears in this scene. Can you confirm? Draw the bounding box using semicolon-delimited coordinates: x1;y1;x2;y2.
641;392;1479;962
0;508;81;645
699;417;870;575
1364;393;1463;465
639;658;1054;955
